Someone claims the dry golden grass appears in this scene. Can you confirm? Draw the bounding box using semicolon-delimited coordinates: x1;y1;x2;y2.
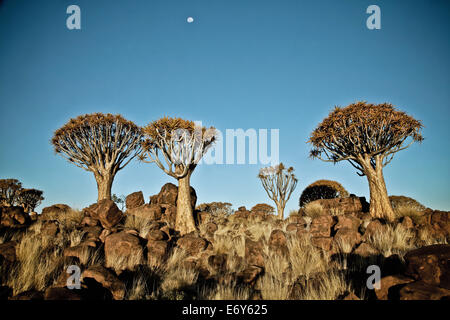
366;224;415;257
258;274;291;300
106;248;144;273
124;215;156;239
206;282;251;300
303;202;325;218
297;270;350;300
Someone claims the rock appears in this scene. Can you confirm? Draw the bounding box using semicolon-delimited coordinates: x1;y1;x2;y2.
81;216;99;227
125;191;145;210
404;244;450;289
237;266;264;284
1;206;29;227
333;227;362;252
310;215;335;237
104;232;144;271
311;237;333;251
160;204;177;226
151;183;197;208
96;199;123;229
208;254;228;273
245;238;265;267
99;229;112;243
342;292;360;300
268;229;289;256
205;222;218;234
177;234;208;256
127;204;162;221
147;230;168;241
147;240;169;266
41;221;59;237
41;204;71;219
335;215;361;231
399;281;450;300
82;265;126;300
9;290;44;300
83;226;103;242
0;241;16;263
83;202;100;219
196;211;210;225
362;219;385;241
63;243;93;262
400;216;415;229
311;197;369;215
430;211;450;240
44;287;82;300
353;243;379;257
374;274;414;300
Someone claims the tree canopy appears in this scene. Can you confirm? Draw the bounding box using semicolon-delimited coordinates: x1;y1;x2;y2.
309;102;423;175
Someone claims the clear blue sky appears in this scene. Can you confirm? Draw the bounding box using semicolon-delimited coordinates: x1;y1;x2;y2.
0;0;449;213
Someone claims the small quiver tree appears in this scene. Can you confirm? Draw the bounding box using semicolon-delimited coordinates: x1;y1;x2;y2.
140;117;217;235
258;163;298;220
52;113;142;201
308;102;423;221
0;179;22;206
17;188;44;213
299;179;349;208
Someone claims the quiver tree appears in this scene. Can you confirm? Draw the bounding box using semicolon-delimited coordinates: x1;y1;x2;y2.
299;179;349;207
17;188;44;212
52;113;142;201
258;163;298;220
140;117;217;235
0;179;22;206
308;102;423;221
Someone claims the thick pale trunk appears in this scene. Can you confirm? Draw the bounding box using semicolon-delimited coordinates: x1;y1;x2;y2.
175;173;197;235
365;164;395;221
95;173;114;202
276;202;285;220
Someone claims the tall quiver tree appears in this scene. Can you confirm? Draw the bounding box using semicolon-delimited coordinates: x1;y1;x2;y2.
308;102;423;221
52;113;142;201
140;117;217;235
258;163;298;220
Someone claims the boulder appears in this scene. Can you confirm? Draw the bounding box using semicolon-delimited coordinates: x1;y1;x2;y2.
237;266;264;285
104;232;144;271
311;237;333;251
147;240;169;266
399;281;450;300
44;287;82;300
404;244;450;289
362;219;386;241
126;204;162;221
310;197;369;215
96;199;123;229
41;204;71;219
147;230;168;241
1;206;30;227
310;215;335;237
353;242;379;257
125;191;145;210
333;227;362;252
374;274;414;300
177;234;208;256
208;254;228;273
245;238;265;267
334;214;361;231
150;183;197;209
41;221;59;237
0;241;16;263
268;229;289;256
82;265;126;300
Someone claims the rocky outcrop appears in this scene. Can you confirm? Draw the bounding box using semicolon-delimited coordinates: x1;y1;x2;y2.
125;191;145;210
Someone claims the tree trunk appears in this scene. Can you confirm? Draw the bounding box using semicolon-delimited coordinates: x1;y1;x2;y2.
95;172;114;202
276;202;285;220
175;172;197;235
365;163;395;221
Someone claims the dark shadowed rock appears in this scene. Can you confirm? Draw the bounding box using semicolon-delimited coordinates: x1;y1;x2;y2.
404;244;450;289
237;266;264;285
147;239;169;266
399;281;450;300
310;215;335;237
0;241;16;263
245;238;265;267
353;242;379;257
82;265;126;300
150;183;197;208
44;287;82;300
125;191;145;210
208;254;228;273
374;274;414;300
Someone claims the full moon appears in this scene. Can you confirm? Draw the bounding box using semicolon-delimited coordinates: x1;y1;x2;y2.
187;17;194;23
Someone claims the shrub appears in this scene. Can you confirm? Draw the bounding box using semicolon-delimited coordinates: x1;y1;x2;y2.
299;179;349;208
250;203;275;215
389;195;426;218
